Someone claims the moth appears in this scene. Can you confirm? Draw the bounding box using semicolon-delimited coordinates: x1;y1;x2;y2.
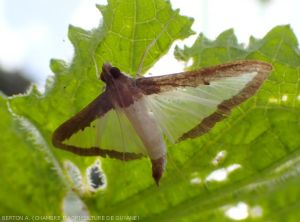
52;60;272;185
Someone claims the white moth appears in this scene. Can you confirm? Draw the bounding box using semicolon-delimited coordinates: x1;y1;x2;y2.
53;61;272;185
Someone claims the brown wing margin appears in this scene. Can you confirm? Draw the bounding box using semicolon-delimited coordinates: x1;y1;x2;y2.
136;60;273;141
52;93;144;160
136;60;272;95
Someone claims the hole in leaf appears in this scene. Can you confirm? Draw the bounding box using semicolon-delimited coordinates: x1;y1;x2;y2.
87;160;107;191
212;150;227;166
206;164;241;182
225;202;249;220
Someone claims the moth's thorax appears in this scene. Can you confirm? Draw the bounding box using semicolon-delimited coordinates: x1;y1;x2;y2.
100;63;143;108
105;76;143;108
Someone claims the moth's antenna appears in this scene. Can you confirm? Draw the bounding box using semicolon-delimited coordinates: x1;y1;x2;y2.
92;55;100;78
136;12;177;76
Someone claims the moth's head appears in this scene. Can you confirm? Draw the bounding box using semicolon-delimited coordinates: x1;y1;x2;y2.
100;63;123;83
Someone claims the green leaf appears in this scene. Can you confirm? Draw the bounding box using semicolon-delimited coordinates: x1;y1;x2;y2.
0;96;65;215
2;0;300;221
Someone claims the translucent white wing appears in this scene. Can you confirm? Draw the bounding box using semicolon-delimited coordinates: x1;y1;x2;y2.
137;61;272;143
52;93;146;160
144;72;256;143
64;108;147;155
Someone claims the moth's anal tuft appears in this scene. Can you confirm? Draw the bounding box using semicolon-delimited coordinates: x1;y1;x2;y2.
151;155;166;186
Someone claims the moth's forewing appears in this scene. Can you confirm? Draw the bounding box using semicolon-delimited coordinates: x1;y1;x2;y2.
52;93;145;160
65;108;147;154
137;61;272;142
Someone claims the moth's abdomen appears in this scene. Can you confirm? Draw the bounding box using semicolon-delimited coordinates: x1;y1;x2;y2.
122;97;166;160
122;97;166;184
